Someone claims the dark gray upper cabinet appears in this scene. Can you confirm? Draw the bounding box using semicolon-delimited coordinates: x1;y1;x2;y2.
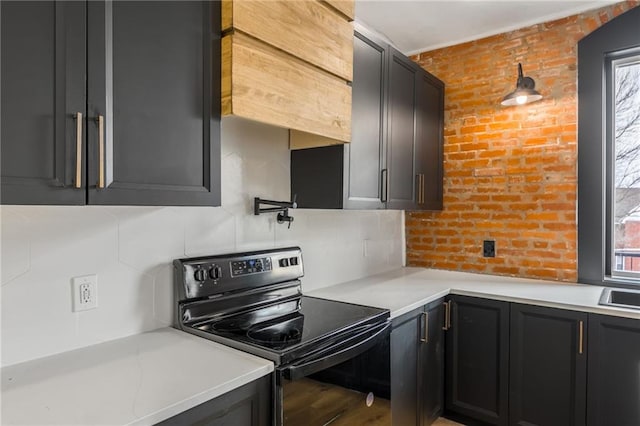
509;304;587;426
1;1;86;205
344;31;388;209
386;46;444;211
86;1;220;205
445;295;509;426
386;48;418;210
291;30;388;210
587;313;640;426
415;72;444;211
291;30;443;211
1;1;221;206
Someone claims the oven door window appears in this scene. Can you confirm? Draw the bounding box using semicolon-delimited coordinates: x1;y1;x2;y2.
281;338;390;426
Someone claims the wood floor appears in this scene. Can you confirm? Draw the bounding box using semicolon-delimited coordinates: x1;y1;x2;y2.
283;378;465;426
283;378;390;425
432;417;465;426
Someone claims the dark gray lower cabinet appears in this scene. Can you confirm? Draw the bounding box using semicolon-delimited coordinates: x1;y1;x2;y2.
391;308;421;426
587;314;640;426
391;299;445;426
419;299;445;426
445;295;509;426
436;296;640;426
159;375;271;426
509;304;587;426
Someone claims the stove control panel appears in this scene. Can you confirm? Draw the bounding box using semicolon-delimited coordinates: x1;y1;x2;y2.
231;257;272;277
174;247;303;301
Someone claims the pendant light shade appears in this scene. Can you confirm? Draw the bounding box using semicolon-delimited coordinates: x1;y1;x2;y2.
501;63;542;106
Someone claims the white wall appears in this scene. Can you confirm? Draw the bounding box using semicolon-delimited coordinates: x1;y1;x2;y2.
0;117;404;367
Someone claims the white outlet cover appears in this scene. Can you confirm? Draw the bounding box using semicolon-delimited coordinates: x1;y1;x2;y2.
72;274;98;312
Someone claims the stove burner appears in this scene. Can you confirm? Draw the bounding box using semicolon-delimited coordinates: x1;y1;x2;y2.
209;317;253;334
207;299;302;335
247;313;304;348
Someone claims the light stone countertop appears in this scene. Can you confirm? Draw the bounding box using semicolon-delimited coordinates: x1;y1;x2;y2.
308;267;640;320
4;268;637;426
1;327;274;426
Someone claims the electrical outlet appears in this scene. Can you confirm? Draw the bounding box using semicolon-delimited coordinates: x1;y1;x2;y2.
72;274;98;312
483;240;496;258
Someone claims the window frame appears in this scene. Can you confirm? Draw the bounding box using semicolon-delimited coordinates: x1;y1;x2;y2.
578;6;640;288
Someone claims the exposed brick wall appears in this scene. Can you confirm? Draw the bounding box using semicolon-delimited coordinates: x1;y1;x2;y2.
406;1;640;282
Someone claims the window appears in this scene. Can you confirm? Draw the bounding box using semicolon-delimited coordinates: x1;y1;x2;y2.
611;57;640;278
578;6;640;287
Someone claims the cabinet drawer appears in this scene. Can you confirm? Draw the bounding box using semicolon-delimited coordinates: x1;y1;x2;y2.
222;0;353;81
222;33;351;142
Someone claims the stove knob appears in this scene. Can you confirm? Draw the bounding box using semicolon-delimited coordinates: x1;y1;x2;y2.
194;269;207;282
209;266;222;280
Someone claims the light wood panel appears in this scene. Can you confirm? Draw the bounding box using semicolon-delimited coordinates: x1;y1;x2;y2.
284;378;390;426
222;0;353;81
290;129;346;149
222;33;352;142
323;0;355;20
221;0;233;31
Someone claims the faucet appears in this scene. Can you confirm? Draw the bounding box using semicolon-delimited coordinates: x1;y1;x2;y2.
254;195;297;228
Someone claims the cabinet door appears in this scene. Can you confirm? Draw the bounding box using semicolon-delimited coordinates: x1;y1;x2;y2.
159;375;272;426
87;1;221;206
343;31;387;209
510;304;587;426
445;295;509;426
587;314;640;426
391;308;421;426
1;1;86;205
419;299;445;426
386;48;418;210
414;72;444;211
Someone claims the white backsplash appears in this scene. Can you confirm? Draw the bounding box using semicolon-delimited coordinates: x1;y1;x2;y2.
0;117;404;367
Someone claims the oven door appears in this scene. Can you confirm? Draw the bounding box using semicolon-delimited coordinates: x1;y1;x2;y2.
275;321;391;426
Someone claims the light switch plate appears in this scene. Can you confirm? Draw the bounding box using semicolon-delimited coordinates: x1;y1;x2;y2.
72;274;98;312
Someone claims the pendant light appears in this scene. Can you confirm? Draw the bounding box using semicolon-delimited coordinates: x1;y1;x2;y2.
501;63;543;106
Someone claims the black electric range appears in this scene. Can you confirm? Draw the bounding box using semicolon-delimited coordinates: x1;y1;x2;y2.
173;247;392;426
173;247;389;366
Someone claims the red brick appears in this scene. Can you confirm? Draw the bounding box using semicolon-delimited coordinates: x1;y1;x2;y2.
405;1;640;282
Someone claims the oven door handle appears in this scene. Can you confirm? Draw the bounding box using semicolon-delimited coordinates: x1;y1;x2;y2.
282;321;390;381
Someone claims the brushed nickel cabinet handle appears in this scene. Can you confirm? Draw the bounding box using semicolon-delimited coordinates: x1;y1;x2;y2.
447;300;452;330
381;169;388;202
416;174;421;204
443;301;449;331
96;115;105;189
75;112;83;189
420;312;429;343
579;320;584;355
421;174;426;204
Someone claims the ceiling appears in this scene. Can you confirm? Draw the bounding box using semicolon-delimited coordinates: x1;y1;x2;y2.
355;0;619;55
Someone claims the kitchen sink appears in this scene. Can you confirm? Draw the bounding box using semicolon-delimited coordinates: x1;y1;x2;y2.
599;287;640;310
